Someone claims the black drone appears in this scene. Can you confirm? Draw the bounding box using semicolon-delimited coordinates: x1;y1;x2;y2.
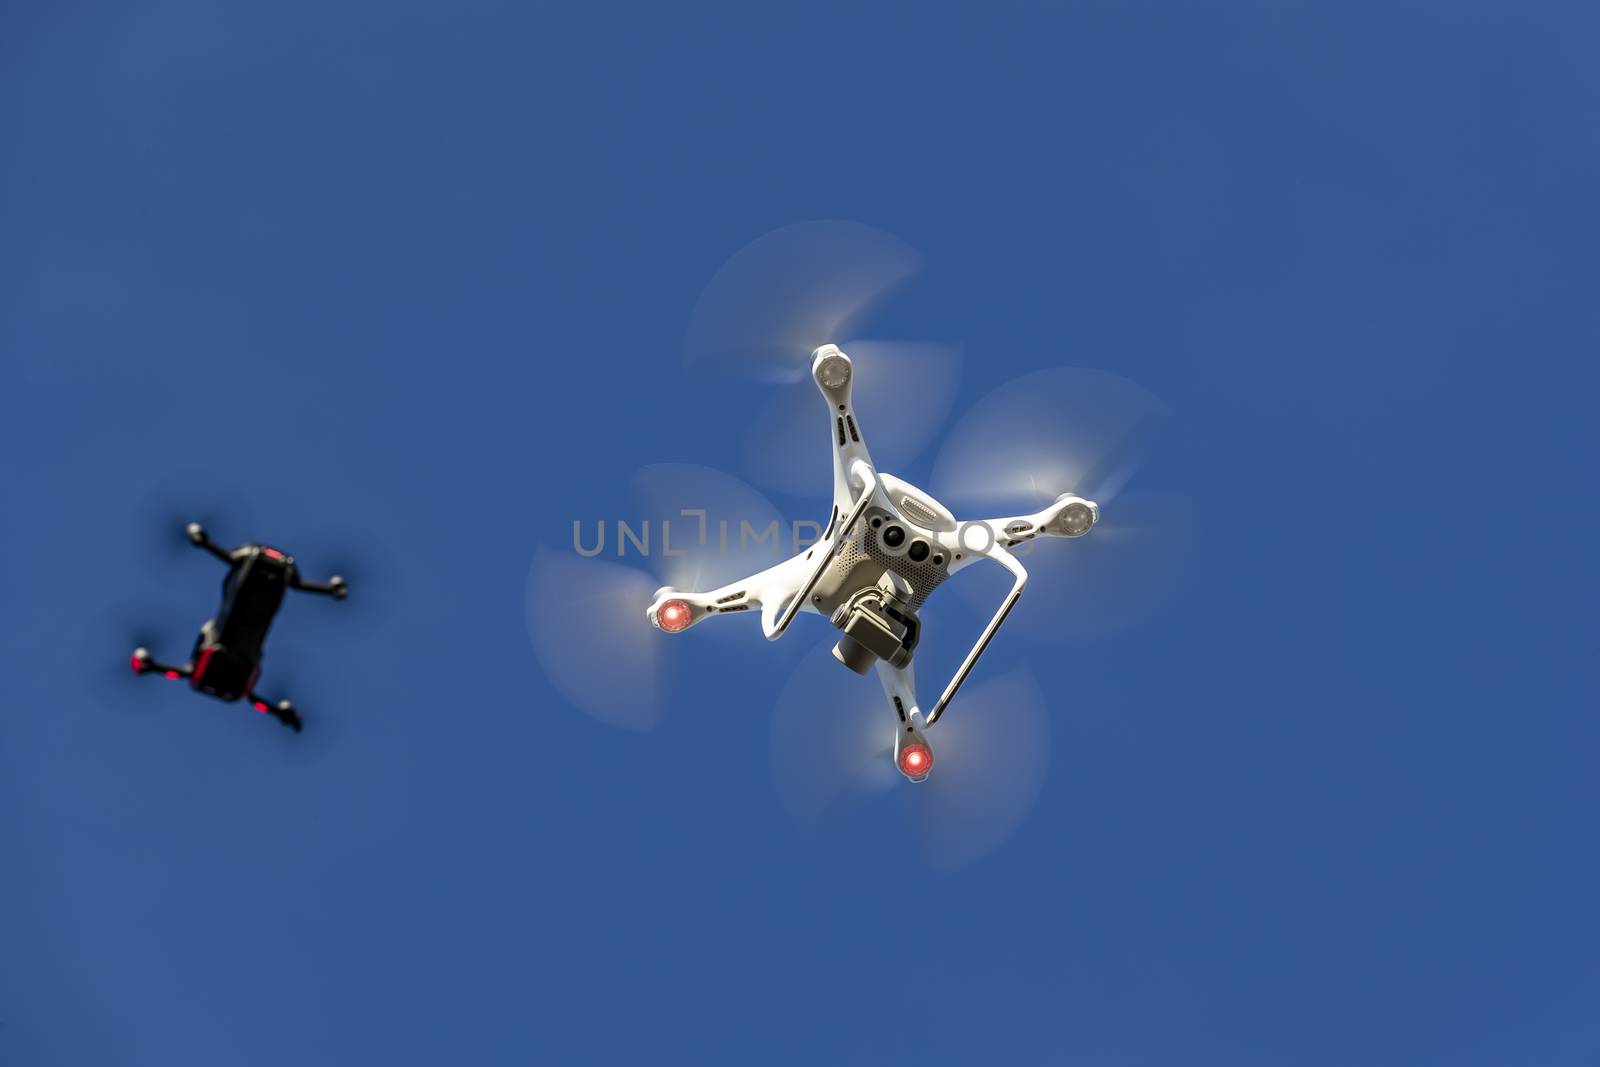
131;523;347;732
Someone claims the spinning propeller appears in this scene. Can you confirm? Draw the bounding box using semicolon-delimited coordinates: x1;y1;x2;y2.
685;219;923;383
770;640;1052;868
686;220;965;495
929;367;1184;641
525;463;791;730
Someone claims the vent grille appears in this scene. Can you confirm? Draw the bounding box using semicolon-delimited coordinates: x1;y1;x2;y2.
900;496;938;529
833;529;866;570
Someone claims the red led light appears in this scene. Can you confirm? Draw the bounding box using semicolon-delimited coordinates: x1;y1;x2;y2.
130;653;145;674
253;700;269;713
263;547;284;560
657;599;693;633
165;671;181;680
898;743;932;778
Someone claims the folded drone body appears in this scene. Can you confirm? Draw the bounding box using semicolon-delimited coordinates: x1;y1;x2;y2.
129;523;349;732
646;345;1098;782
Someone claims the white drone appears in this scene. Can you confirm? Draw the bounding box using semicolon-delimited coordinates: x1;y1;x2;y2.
529;222;1167;858
645;343;1100;783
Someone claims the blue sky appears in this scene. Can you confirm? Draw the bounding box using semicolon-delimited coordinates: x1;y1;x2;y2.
3;2;1599;1064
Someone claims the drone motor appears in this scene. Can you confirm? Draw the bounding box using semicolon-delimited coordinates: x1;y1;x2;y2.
894;714;934;782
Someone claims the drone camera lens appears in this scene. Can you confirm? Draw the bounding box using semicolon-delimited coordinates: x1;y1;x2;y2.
907;540;929;562
831;635;877;675
882;525;906;549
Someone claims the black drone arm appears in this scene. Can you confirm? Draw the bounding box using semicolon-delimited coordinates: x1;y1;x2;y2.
131;648;192;680
247;691;303;731
290;571;348;599
186;523;234;564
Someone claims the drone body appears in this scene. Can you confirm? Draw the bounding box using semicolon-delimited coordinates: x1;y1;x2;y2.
647;345;1099;781
130;523;348;732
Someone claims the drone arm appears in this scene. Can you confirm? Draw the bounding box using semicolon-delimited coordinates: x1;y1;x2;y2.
966;495;1101;554
924;549;1028;728
186;523;234;564
809;346;882;519
875;660;922;725
291;571;348;599
131;648;192;680
246;690;302;731
767;460;879;640
875;661;938;780
648;552;812;632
